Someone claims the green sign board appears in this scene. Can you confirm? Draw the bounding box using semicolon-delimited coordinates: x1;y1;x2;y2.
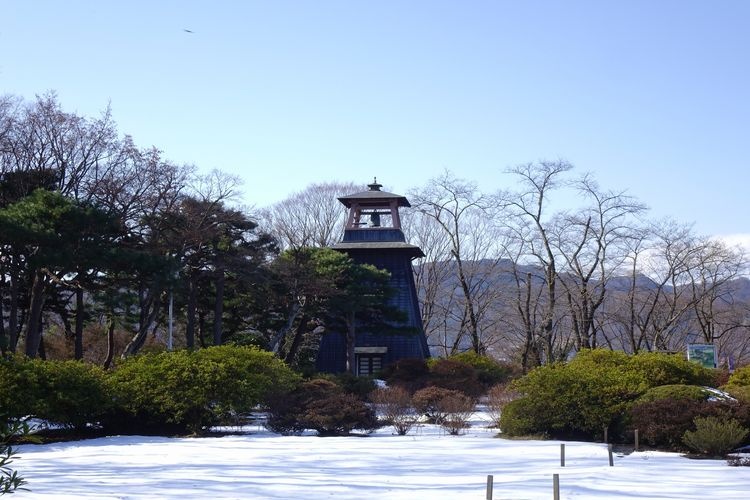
687;344;717;369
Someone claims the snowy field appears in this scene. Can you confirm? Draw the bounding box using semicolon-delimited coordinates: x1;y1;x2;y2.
14;414;750;500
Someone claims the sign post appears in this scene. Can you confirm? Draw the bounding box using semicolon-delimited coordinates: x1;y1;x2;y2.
687;344;718;369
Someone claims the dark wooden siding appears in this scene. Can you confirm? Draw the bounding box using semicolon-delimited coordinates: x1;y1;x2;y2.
316;246;430;374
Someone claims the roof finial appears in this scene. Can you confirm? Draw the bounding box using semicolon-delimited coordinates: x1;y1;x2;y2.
368;177;382;191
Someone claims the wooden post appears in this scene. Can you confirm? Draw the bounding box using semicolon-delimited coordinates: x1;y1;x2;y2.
608;443;614;467
634;429;640;451
603;426;608;443
486;475;493;500
560;443;565;467
553;473;560;500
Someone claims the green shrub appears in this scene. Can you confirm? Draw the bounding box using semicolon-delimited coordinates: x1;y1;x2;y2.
325;372;377;400
0;357;108;429
724;385;750;403
630;383;744;451
683;416;749;457
727;365;750;387
625;351;714;387
499;349;718;441
499;359;643;439
30;359;109;429
446;352;516;388
107;346;299;434
265;378;378;436
637;384;712;404
0;357;37;420
499;398;542;437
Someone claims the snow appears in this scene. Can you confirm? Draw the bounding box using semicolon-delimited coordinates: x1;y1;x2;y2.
13;414;750;499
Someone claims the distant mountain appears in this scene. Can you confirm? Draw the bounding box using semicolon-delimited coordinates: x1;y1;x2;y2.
607;274;662;292
416;259;750;301
728;277;750;302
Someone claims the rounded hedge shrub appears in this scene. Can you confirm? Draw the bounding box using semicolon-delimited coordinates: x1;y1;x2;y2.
683;416;749;457
725;385;750;403
324;372;378;400
0;356;37;421
445;352;516;389
629;398;705;449
637;384;713;404
107;345;299;434
304;392;379;436
29;359;109;430
412;386;468;425
499;349;716;441
428;359;484;398
629;396;750;452
266;378;378;436
726;365;750;387
500;360;642;440
380;358;430;393
0;356;108;429
625;351;714;387
724;365;750;402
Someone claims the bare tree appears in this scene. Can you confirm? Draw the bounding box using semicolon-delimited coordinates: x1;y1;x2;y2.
685;238;749;364
404;209;457;356
553;175;646;350
601;220;704;353
500;160;573;364
409;171;505;355
260;181;361;250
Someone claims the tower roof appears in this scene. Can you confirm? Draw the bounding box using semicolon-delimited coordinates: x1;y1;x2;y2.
337;178;411;208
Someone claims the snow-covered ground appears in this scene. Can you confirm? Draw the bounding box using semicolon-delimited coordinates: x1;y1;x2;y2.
14;414;750;499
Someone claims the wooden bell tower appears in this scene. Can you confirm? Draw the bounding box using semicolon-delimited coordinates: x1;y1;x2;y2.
316;179;430;375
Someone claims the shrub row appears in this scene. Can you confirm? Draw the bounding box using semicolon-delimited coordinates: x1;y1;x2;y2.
630;397;750;452
369;385;476;436
1;346;299;435
498;349;719;442
381;353;516;397
265;379;378;436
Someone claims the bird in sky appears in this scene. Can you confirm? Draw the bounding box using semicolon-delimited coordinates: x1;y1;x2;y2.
183;29;194;33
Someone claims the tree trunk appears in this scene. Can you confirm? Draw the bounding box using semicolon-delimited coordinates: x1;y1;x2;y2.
8;271;20;352
75;287;85;360
185;277;197;349
270;300;302;354
24;270;48;358
122;287;160;357
38;332;47;360
283;313;309;364
198;311;207;348
103;316;115;370
0;276;6;353
213;259;225;346
345;311;356;374
453;251;482;354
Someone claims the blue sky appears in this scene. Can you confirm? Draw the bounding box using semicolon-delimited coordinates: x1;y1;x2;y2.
2;0;749;240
